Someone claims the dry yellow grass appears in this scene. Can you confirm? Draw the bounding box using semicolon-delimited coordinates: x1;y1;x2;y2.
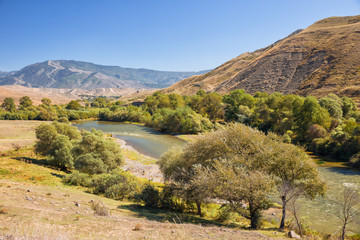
0;121;286;239
0;159;283;240
0;120;50;152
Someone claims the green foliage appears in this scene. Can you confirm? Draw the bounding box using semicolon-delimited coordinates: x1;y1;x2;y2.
19;96;33;110
159;123;326;229
136;183;162;208
1;97;16;112
35;122;123;173
294;96;331;142
41;98;52;106
47;135;74;170
319;94;343;119
349;153;360;169
66;100;82;110
149;107;213;134
92;171;141;199
63;170;92;187
72;129;124;174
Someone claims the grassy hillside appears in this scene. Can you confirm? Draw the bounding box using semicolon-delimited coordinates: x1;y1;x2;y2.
164;15;360;103
0;121;286;240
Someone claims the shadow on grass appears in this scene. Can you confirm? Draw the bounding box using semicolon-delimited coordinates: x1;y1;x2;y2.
12;156;70;174
118;204;239;228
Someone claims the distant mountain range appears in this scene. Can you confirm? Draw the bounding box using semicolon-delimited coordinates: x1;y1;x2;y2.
0;60;209;90
164;15;360;102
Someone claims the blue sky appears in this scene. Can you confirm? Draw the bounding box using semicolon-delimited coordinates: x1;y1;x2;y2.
0;0;359;72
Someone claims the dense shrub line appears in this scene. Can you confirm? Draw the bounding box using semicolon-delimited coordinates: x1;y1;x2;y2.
3;90;360;165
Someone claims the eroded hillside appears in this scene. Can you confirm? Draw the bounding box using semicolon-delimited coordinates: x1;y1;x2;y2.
164;15;360;102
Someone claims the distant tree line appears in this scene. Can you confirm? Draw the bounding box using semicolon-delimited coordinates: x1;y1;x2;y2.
2;90;360;166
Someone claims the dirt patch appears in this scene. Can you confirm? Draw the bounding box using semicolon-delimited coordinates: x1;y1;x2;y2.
115;139;163;182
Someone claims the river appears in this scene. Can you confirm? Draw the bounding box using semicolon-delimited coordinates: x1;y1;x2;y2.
73;120;359;234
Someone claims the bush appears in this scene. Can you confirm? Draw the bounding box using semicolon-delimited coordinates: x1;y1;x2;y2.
63;171;92;187
91;201;109;216
92;171;141;199
350;153;360;169
136;183;161;208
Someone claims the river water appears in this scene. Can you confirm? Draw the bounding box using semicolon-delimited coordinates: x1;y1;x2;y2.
73;120;359;234
73;120;185;158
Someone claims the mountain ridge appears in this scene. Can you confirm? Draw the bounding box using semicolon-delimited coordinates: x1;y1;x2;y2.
0;60;209;90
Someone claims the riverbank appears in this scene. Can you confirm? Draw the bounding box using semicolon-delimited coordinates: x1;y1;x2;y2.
114;138;163;182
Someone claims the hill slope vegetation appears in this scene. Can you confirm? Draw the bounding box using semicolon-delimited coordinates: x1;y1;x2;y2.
165;15;360;102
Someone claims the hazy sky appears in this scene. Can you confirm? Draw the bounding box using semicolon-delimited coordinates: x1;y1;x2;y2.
0;0;359;72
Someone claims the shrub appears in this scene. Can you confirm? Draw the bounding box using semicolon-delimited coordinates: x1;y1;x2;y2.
91;201;109;216
92;171;141;199
63;171;92;187
136;183;161;208
350;153;360;169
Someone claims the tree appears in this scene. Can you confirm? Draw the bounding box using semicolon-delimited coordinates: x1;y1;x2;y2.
47;135;74;170
268;143;326;229
319;95;343;119
337;186;360;240
159;123;273;228
34;122;81;155
196;160;273;229
41;98;52;106
19;96;33;110
1;97;16;112
341;97;357;118
72;129;124;174
294;96;331;142
66;100;82;110
199;92;224;121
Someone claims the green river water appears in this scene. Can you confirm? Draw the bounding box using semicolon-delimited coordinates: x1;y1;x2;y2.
74;121;360;234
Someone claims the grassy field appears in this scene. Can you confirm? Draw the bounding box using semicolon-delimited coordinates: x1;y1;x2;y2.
0;148;286;240
0;120;49;152
0;120;288;239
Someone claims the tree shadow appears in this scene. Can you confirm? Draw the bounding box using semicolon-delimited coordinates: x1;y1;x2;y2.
118;204;239;228
12;156;70;173
50;172;65;179
325;166;360;175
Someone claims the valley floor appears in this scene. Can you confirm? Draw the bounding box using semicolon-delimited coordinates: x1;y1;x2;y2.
0;120;286;240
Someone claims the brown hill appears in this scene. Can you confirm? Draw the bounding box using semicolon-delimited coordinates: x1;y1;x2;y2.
0;85;144;105
164;15;360;101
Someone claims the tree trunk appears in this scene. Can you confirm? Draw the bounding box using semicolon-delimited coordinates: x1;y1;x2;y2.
279;196;286;229
249;204;261;229
341;220;347;240
196;201;202;217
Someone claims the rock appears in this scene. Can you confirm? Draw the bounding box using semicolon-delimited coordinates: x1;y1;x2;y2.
24;196;32;201
272;212;276;215
50;202;54;205
26;189;31;192
288;231;301;239
75;202;80;207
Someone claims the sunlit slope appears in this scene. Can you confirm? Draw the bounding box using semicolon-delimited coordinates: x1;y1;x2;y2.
164;15;360;102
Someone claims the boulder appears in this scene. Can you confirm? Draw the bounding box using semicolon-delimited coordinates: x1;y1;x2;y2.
288;231;301;239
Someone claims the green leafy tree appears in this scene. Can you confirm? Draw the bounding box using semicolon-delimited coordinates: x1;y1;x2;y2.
47;135;74;170
268;143;326;229
319;95;343;119
341;96;357;118
1;97;16;112
72;129;124;174
41;98;52;106
294;96;331;142
19;96;33;110
66;100;82;110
